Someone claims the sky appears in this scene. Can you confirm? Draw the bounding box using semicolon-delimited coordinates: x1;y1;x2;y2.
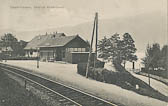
0;0;167;67
0;0;167;32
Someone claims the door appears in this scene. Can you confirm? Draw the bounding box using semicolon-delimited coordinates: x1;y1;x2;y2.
56;48;62;61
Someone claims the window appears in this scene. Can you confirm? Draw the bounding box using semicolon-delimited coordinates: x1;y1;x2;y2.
81;48;86;52
67;48;86;52
69;48;72;52
74;48;78;52
78;48;82;52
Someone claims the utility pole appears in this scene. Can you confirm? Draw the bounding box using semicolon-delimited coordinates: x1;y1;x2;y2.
133;61;135;70
147;57;151;86
5;33;7;62
37;48;39;68
148;70;150;86
86;12;98;78
94;13;98;68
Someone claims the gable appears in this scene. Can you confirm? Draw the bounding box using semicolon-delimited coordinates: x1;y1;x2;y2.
65;36;89;48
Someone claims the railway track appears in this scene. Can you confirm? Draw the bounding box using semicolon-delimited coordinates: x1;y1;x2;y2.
0;63;118;106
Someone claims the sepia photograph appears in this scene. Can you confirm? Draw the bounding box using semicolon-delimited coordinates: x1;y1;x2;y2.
0;0;167;106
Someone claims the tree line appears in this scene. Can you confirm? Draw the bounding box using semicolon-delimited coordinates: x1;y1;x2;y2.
142;43;168;71
0;33;27;56
97;33;167;73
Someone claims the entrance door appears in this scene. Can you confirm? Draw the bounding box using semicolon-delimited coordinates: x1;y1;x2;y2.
56;48;62;61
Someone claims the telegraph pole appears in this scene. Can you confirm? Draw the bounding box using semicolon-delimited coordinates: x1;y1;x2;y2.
94;13;98;68
86;12;98;78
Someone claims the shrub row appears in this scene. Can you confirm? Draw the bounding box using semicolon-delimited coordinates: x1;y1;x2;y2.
1;56;38;60
90;60;105;68
78;62;132;83
141;69;168;79
77;61;105;76
77;62;151;89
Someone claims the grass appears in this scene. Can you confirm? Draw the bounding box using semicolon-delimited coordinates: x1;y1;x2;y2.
0;70;47;106
114;72;168;102
77;63;168;102
113;62;168;102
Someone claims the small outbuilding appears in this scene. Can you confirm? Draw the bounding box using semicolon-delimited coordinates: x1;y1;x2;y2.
0;46;13;57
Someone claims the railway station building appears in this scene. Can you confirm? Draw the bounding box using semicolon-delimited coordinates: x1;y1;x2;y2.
24;32;92;64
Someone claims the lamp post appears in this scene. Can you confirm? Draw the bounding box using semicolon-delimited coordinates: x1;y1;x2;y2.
37;48;39;68
5;47;7;62
5;33;8;62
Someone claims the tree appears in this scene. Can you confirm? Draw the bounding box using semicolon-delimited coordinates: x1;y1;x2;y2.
1;33;18;47
97;36;111;61
98;33;137;66
0;33;27;56
121;33;137;67
142;43;161;70
142;44;151;69
15;40;28;56
108;33;122;63
159;45;168;70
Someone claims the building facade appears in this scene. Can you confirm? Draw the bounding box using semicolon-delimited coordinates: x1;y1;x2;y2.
24;32;91;63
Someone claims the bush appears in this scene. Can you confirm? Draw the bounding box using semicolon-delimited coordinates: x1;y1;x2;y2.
90;60;105;68
77;62;155;89
77;60;105;76
77;63;87;76
77;62;132;84
88;68;105;82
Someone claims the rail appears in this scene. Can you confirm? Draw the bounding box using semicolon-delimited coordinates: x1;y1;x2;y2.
0;63;118;106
